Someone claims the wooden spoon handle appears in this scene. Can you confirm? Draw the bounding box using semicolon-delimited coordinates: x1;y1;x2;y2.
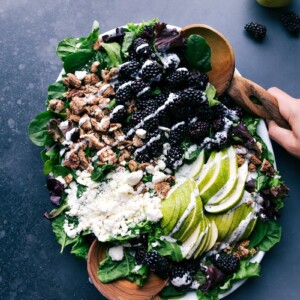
228;76;291;129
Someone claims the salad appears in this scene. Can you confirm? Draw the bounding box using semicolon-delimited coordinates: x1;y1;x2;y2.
28;19;289;299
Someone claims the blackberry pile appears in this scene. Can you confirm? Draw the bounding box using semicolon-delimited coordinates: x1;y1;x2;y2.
212;253;240;274
110;35;239;172
244;22;267;41
281;11;300;35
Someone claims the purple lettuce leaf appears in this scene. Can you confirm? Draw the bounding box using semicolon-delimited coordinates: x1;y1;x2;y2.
201;264;226;293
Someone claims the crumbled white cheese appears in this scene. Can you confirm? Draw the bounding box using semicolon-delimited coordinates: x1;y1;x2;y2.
75;70;87;80
146;165;155;174
136;128;147;139
64;168;162;241
152;171;169;184
126;170;143;186
108;245;124;261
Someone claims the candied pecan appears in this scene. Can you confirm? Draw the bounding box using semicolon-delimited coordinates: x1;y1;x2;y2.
134;182;147;194
98;97;111;109
234;240;252;259
78;148;89;169
119;149;131;162
128;160;138;171
100;84;115;98
84;73;100;85
138;162;151;171
89;134;105;150
260;159;275;176
63;174;73;184
79;114;92;131
102;134;115;146
70;97;86;115
154;182;171;199
64;152;80;169
101;68;118;83
91;116;110;132
68;114;80;123
97;146;117;164
132;135;143;147
85;85;99;94
249;154;262;165
237;154;246;167
109;123;122;132
91;61;100;73
48;99;64;113
64;89;85;100
64;73;81;88
248;163;256;172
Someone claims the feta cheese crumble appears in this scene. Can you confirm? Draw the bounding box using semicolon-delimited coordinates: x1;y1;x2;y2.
108;245;124;261
63;168;162;241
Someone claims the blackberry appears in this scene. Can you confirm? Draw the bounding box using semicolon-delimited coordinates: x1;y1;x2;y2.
212;253;240;275
212;104;226;118
136;86;152;101
231;106;243;120
135;148;151;163
170;265;192;287
166;68;189;89
140;60;162;82
187;71;209;90
130;234;148;247
213;118;225;132
181;88;207;107
144;250;169;272
154;258;170;279
159;53;180;71
145;99;160;111
70;128;80;143
153;92;168;106
179;259;200;275
244;22;267;41
147;137;163;159
131;111;144;125
133;37;152;57
189;120;210;142
281;11;300;35
115;82;132;105
143;115;159;131
196;105;213;121
118;61;140;78
128;48;140;62
110;105;127;123
169;122;187;146
218;93;236;108
157;108;173;128
135;247;147;265
131;79;148;95
164;146;184;170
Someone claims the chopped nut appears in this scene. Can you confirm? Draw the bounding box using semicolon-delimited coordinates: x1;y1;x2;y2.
248;163;256;172
70;97;86;115
79;114;92;131
97;83;115;97
91;61;100;73
109;123;122;132
128;160;138;171
132;135;143;147
249;154;262;165
237;154;246;166
260;159;275;176
166;175;176;185
127;100;136;114
98;97;111;109
134;182;147;194
119;149;131;162
85;85;99;94
97;146;117;164
154;182;171;199
63;88;85;100
64;152;80;169
78;148;89;169
68;114;81;123
233;240;252;259
48;99;65;113
138;162;151;171
64;73;81;88
256;142;263;153
93;40;101;51
63;173;73;184
87;165;94;173
91;116;110;132
84;73;100;85
89;134;105;150
101;67;118;83
102;134;115;146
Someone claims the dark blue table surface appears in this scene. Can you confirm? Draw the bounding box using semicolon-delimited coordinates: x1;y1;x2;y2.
1;0;300;299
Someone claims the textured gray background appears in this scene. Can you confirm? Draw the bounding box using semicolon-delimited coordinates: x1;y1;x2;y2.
0;0;300;299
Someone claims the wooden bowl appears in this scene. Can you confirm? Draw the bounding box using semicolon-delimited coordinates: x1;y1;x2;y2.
87;240;168;300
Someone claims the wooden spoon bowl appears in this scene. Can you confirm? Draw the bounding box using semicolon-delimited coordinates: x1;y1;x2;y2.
181;24;290;129
87;240;168;300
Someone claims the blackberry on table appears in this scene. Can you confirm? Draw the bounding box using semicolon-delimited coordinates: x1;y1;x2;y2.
133;37;152;57
189;120;210;142
244;22;267;41
212;253;240;274
164;146;184;170
110;105;127;123
115;82;132;105
169;121;187;146
166;68;189;89
118;61;140;79
181;88;208;107
140;60;162;82
187;71;209;90
281;11;300;35
213;118;225;132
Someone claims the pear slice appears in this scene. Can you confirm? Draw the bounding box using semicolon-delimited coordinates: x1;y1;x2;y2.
162;179;196;235
204;161;248;214
193;221;210;258
205;220;218;252
172;191;203;241
176;149;205;180
206;147;238;205
180;223;201;258
198;149;230;204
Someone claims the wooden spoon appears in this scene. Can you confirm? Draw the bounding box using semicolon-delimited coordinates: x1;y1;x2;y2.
181;24;290;129
87;240;168;300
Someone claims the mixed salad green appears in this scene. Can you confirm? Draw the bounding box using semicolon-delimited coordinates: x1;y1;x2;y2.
28;19;289;299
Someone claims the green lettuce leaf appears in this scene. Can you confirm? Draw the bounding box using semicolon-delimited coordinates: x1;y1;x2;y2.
101;42;123;67
154;240;183;262
91;163;115;182
220;260;260;291
249;218;269;248
196;289;219;300
160;285;187;299
70;236;90;259
258;220;281;251
205;85;220;107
